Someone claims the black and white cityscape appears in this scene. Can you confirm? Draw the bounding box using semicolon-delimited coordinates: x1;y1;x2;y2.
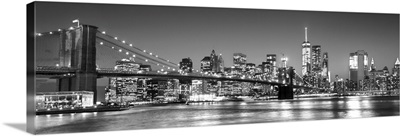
33;2;399;134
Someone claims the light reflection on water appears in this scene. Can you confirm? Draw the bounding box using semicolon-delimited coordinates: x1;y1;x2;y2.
35;96;399;134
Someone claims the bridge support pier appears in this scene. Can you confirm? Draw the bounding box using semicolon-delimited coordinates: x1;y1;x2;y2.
57;24;99;103
278;85;294;99
278;67;295;99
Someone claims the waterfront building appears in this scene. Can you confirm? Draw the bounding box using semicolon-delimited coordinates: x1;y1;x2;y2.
302;27;312;76
110;58;140;102
349;50;369;90
36;91;94;110
179;57;193;73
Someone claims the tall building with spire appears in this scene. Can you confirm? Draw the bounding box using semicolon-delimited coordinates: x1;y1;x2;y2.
302;27;311;76
369;58;376;72
393;58;400;76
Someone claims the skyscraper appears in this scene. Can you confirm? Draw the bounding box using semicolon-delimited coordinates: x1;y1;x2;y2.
218;54;224;72
302;27;311;76
369;58;376;72
349;50;369;89
201;56;212;72
233;53;247;71
280;54;288;68
179;57;193;73
266;54;277;76
311;45;322;71
210;50;219;72
393;58;400;76
321;52;329;77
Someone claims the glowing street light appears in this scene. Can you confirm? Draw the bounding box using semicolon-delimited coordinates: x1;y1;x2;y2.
102;31;106;34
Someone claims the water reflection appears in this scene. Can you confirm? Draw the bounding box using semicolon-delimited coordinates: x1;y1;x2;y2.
35;96;399;134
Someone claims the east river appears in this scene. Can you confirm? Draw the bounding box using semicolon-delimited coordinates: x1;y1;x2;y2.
35;96;399;134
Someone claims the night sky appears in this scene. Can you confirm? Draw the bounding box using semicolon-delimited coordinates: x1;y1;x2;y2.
35;2;399;81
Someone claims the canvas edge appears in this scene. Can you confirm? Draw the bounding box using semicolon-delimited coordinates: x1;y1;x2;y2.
27;1;36;134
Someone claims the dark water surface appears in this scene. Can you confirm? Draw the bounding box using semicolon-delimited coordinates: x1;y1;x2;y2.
35;96;399;134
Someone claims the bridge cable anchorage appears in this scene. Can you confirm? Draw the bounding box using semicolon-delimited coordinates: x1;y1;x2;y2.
96;30;179;66
95;41;178;71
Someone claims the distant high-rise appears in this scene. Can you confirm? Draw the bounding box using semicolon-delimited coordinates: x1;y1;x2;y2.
349;50;369;89
321;52;329;77
210;50;219;72
246;63;256;74
218;54;224;72
393;58;400;76
266;54;277;76
302;27;311;76
311;45;322;71
179;57;193;73
369;58;376;72
280;54;288;68
201;56;212;72
233;53;247;71
383;66;389;76
113;58;140;97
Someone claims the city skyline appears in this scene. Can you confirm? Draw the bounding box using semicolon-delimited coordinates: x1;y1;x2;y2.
29;2;400;135
35;2;399;81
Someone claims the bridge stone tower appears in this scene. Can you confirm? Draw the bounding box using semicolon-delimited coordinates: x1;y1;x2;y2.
57;24;98;103
278;67;294;99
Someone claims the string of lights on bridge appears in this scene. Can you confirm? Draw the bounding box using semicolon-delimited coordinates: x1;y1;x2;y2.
95;40;178;72
94;30;202;72
96;30;179;66
35;28;203;73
